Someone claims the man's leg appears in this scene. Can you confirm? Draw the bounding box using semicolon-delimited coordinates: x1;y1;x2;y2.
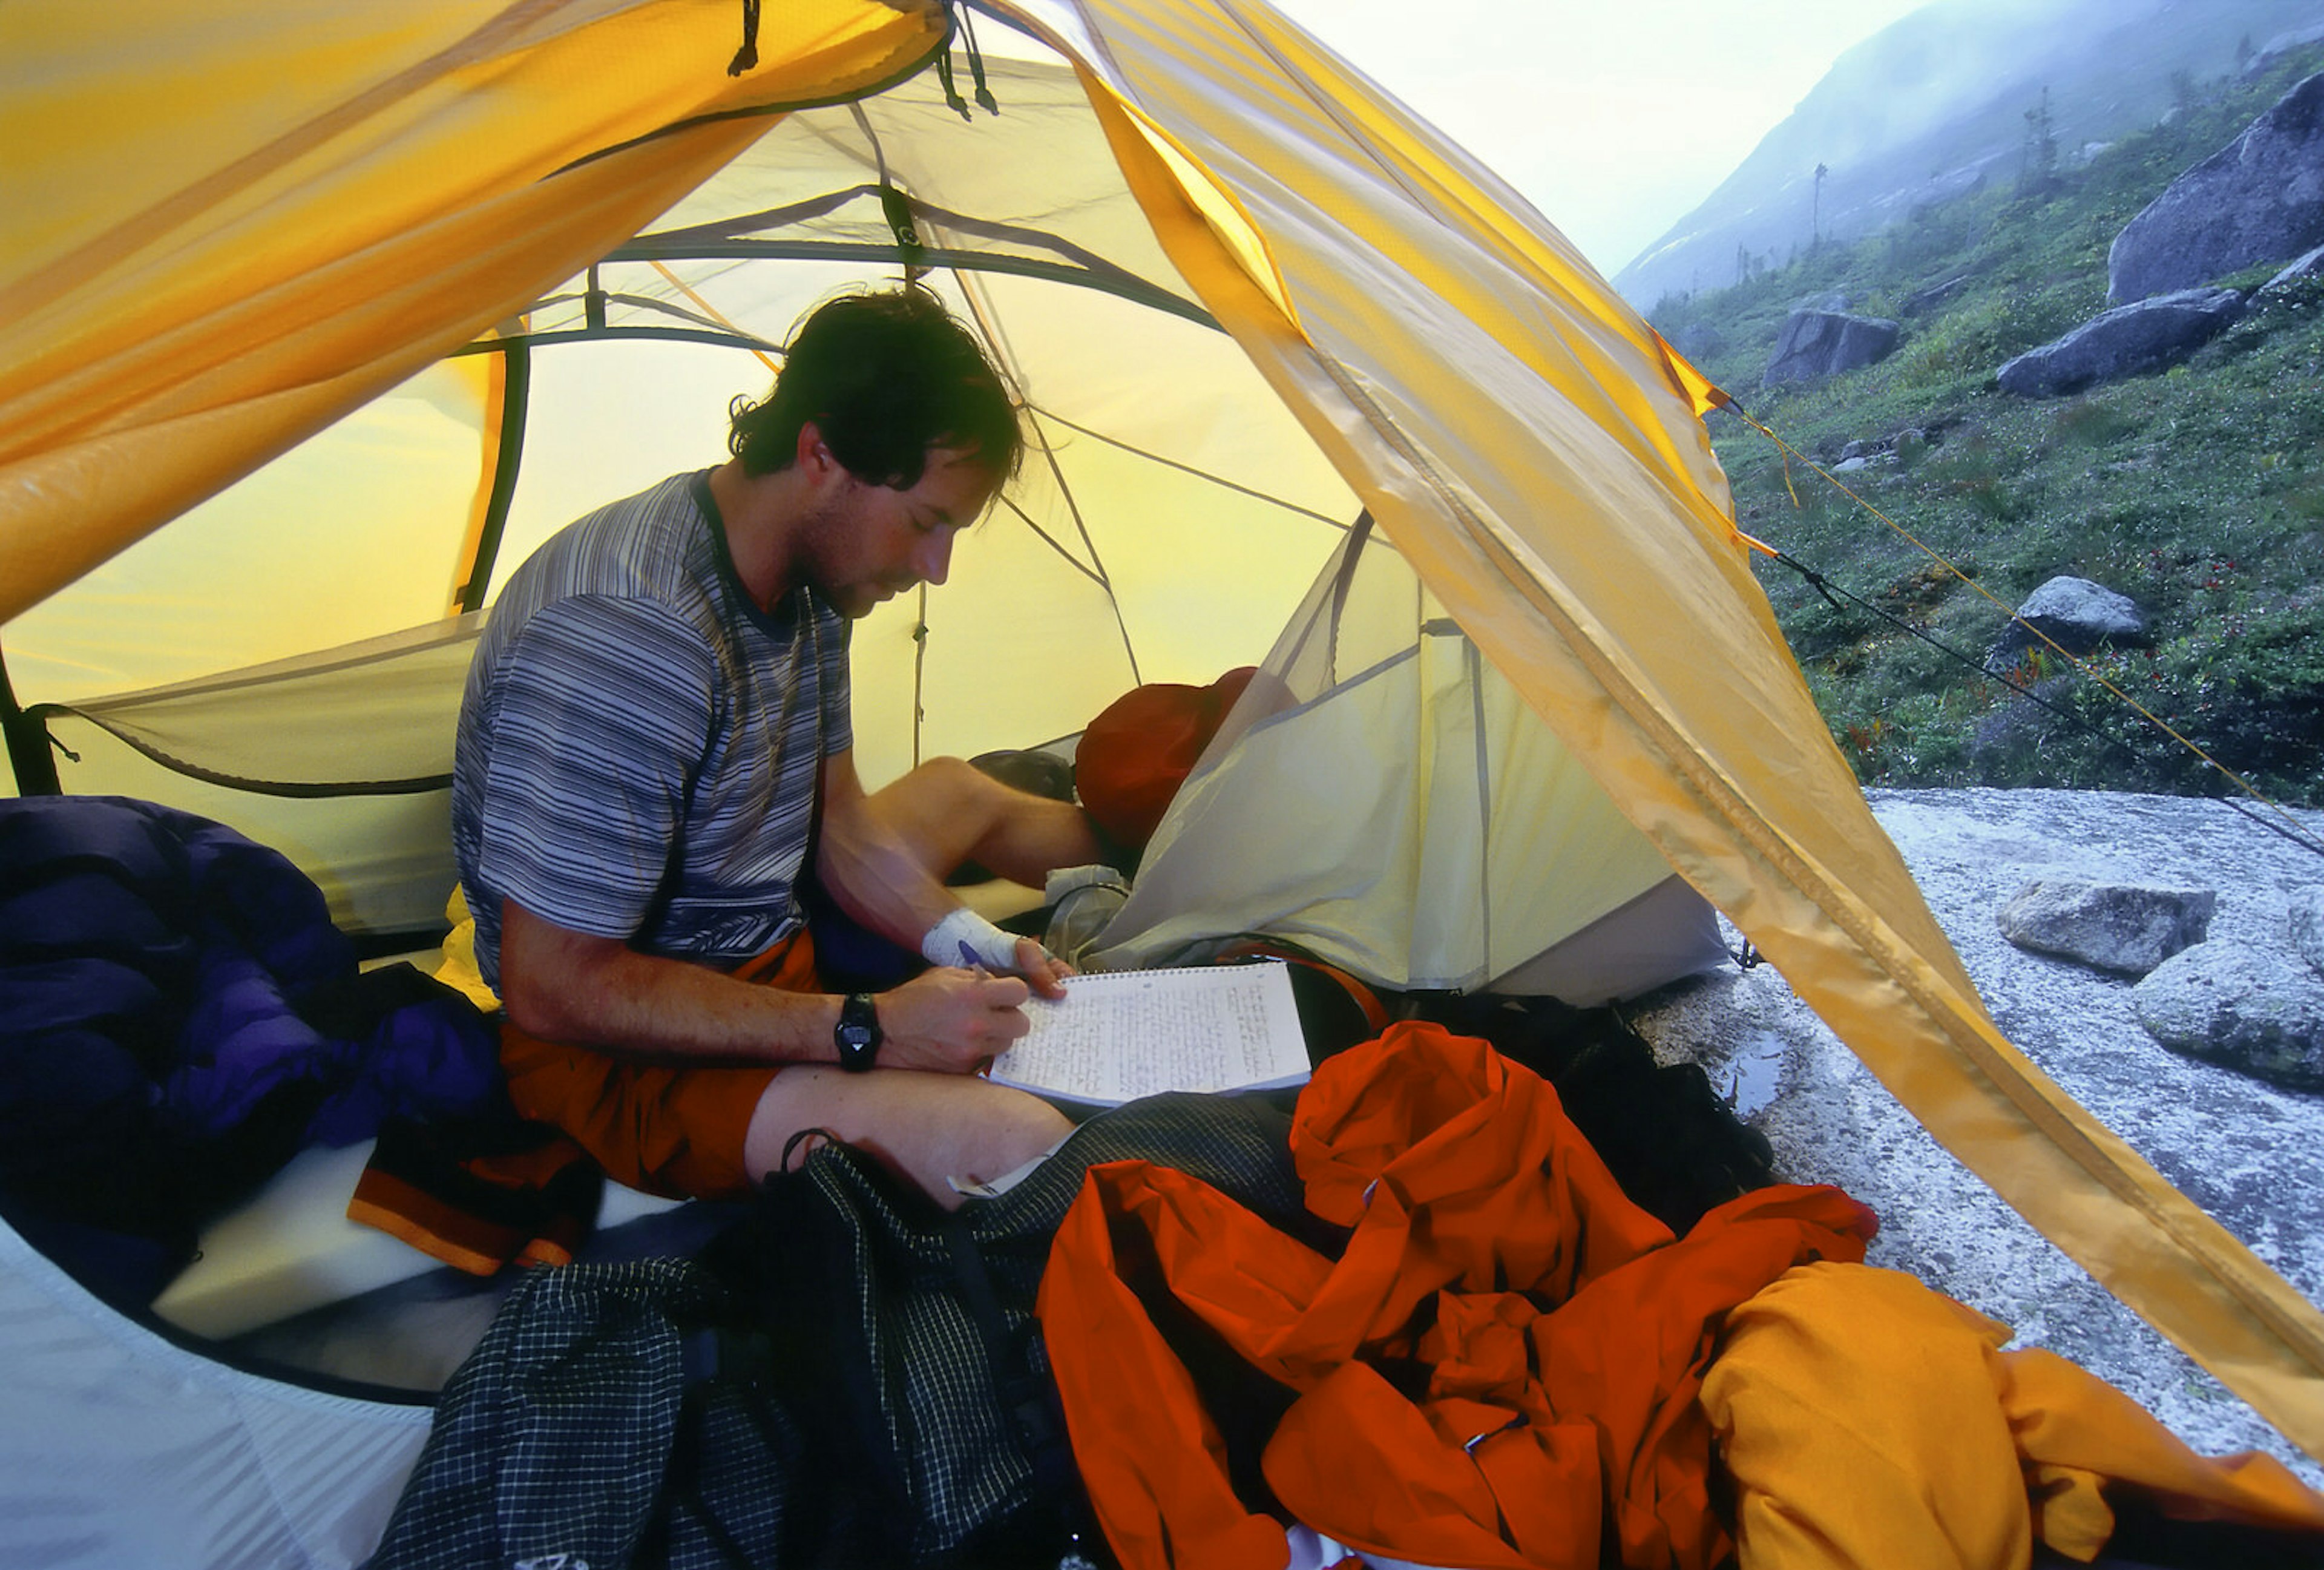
741;1066;1072;1207
867;755;1103;887
767;758;1090;1203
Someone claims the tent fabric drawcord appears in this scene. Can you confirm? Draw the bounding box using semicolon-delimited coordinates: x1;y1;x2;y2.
936;2;999;117
936;49;969;119
957;2;998;114
727;0;760;76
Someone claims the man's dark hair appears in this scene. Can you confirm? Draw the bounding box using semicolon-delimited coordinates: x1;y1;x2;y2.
728;286;1023;488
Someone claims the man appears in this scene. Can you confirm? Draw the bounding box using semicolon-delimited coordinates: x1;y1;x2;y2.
452;286;1098;1209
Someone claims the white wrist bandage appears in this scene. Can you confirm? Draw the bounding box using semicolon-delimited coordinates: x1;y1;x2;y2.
921;907;1023;972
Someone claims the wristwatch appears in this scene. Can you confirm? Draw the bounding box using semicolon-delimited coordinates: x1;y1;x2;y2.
835;991;882;1072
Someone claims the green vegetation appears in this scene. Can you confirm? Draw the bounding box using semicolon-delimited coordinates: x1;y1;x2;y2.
1650;48;2324;807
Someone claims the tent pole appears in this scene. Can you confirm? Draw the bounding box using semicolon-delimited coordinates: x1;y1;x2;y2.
0;642;61;795
455;340;532;614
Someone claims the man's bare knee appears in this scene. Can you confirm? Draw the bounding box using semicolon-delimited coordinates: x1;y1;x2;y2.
742;1066;1073;1207
872;756;987;822
870;756;1098;888
865;757;997;877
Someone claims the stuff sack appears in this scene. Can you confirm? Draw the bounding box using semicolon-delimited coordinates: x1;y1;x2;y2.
1073;667;1256;856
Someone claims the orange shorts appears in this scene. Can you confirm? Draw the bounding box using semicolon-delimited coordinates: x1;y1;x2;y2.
497;928;821;1201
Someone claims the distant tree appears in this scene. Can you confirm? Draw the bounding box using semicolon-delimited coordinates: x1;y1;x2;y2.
2169;67;2199;114
2019;87;2058;192
2236;33;2256;74
1813;162;1830;249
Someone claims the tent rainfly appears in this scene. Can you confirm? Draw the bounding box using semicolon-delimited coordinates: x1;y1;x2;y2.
3;1;2322;1562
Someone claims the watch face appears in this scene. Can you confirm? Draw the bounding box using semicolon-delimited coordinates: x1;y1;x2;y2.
837;993;881;1069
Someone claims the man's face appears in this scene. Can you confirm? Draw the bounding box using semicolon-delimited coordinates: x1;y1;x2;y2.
803;445;1000;619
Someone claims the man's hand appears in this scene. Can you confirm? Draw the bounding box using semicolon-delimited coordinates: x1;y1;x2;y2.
1011;934;1072;1000
875;966;1039;1072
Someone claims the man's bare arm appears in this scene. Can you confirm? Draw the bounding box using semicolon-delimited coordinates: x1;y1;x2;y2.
496;900;1035;1072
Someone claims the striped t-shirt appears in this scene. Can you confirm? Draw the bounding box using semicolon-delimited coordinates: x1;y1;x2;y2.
453;470;851;990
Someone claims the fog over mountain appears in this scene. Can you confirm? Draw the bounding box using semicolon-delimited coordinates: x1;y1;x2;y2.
1612;0;2324;310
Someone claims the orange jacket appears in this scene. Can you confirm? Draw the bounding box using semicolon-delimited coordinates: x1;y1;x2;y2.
1036;1021;1877;1570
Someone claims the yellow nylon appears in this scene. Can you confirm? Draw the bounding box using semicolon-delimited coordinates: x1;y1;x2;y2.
1018;0;2324;1456
0;0;944;624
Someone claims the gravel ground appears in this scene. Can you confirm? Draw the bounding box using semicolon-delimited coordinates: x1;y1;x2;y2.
1624;786;2324;1488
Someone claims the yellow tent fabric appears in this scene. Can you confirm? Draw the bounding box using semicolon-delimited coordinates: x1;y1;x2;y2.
1010;0;2324;1457
2;0;2320;1468
0;0;945;623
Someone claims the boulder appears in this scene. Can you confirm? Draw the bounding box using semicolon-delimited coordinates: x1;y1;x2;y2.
2133;942;2324;1092
1762;309;1900;388
1986;575;2149;665
2291;885;2324;976
1995;288;2245;397
2108;71;2324;304
2256;241;2324;302
1995;880;2214;976
2244;24;2324;80
1969;674;2074;767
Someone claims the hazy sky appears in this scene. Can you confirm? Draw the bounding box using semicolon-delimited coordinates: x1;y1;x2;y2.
1267;0;1934;276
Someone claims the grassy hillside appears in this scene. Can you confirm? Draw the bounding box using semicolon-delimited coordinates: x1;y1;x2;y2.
1649;47;2324;809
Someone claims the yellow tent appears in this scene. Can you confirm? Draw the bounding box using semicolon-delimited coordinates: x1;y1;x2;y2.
3;2;2320;1553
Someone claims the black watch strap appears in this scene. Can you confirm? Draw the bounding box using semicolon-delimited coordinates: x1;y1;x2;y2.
835;991;882;1072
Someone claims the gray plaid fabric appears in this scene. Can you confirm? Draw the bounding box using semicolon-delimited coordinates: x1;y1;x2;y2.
370;1257;729;1570
369;1091;1302;1570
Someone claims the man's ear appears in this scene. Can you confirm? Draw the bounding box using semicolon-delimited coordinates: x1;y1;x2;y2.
795;419;835;477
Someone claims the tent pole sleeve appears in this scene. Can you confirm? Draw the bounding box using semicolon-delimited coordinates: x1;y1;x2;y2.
0;642;61;795
456;340;531;614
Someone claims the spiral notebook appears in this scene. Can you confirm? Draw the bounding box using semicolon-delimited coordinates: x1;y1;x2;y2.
986;960;1310;1106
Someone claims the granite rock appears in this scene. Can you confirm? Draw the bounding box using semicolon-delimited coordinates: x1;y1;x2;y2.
2134;941;2324;1092
1995;288;2244;398
1987;575;2150;665
2109;72;2324;304
2285;884;2324;977
1624;787;2324;1488
1996;879;2214;975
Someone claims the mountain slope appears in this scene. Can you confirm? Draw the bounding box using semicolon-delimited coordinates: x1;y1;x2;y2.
1614;0;2324;310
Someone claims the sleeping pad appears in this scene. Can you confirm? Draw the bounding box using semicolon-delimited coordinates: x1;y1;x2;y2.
0;794;501;1306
